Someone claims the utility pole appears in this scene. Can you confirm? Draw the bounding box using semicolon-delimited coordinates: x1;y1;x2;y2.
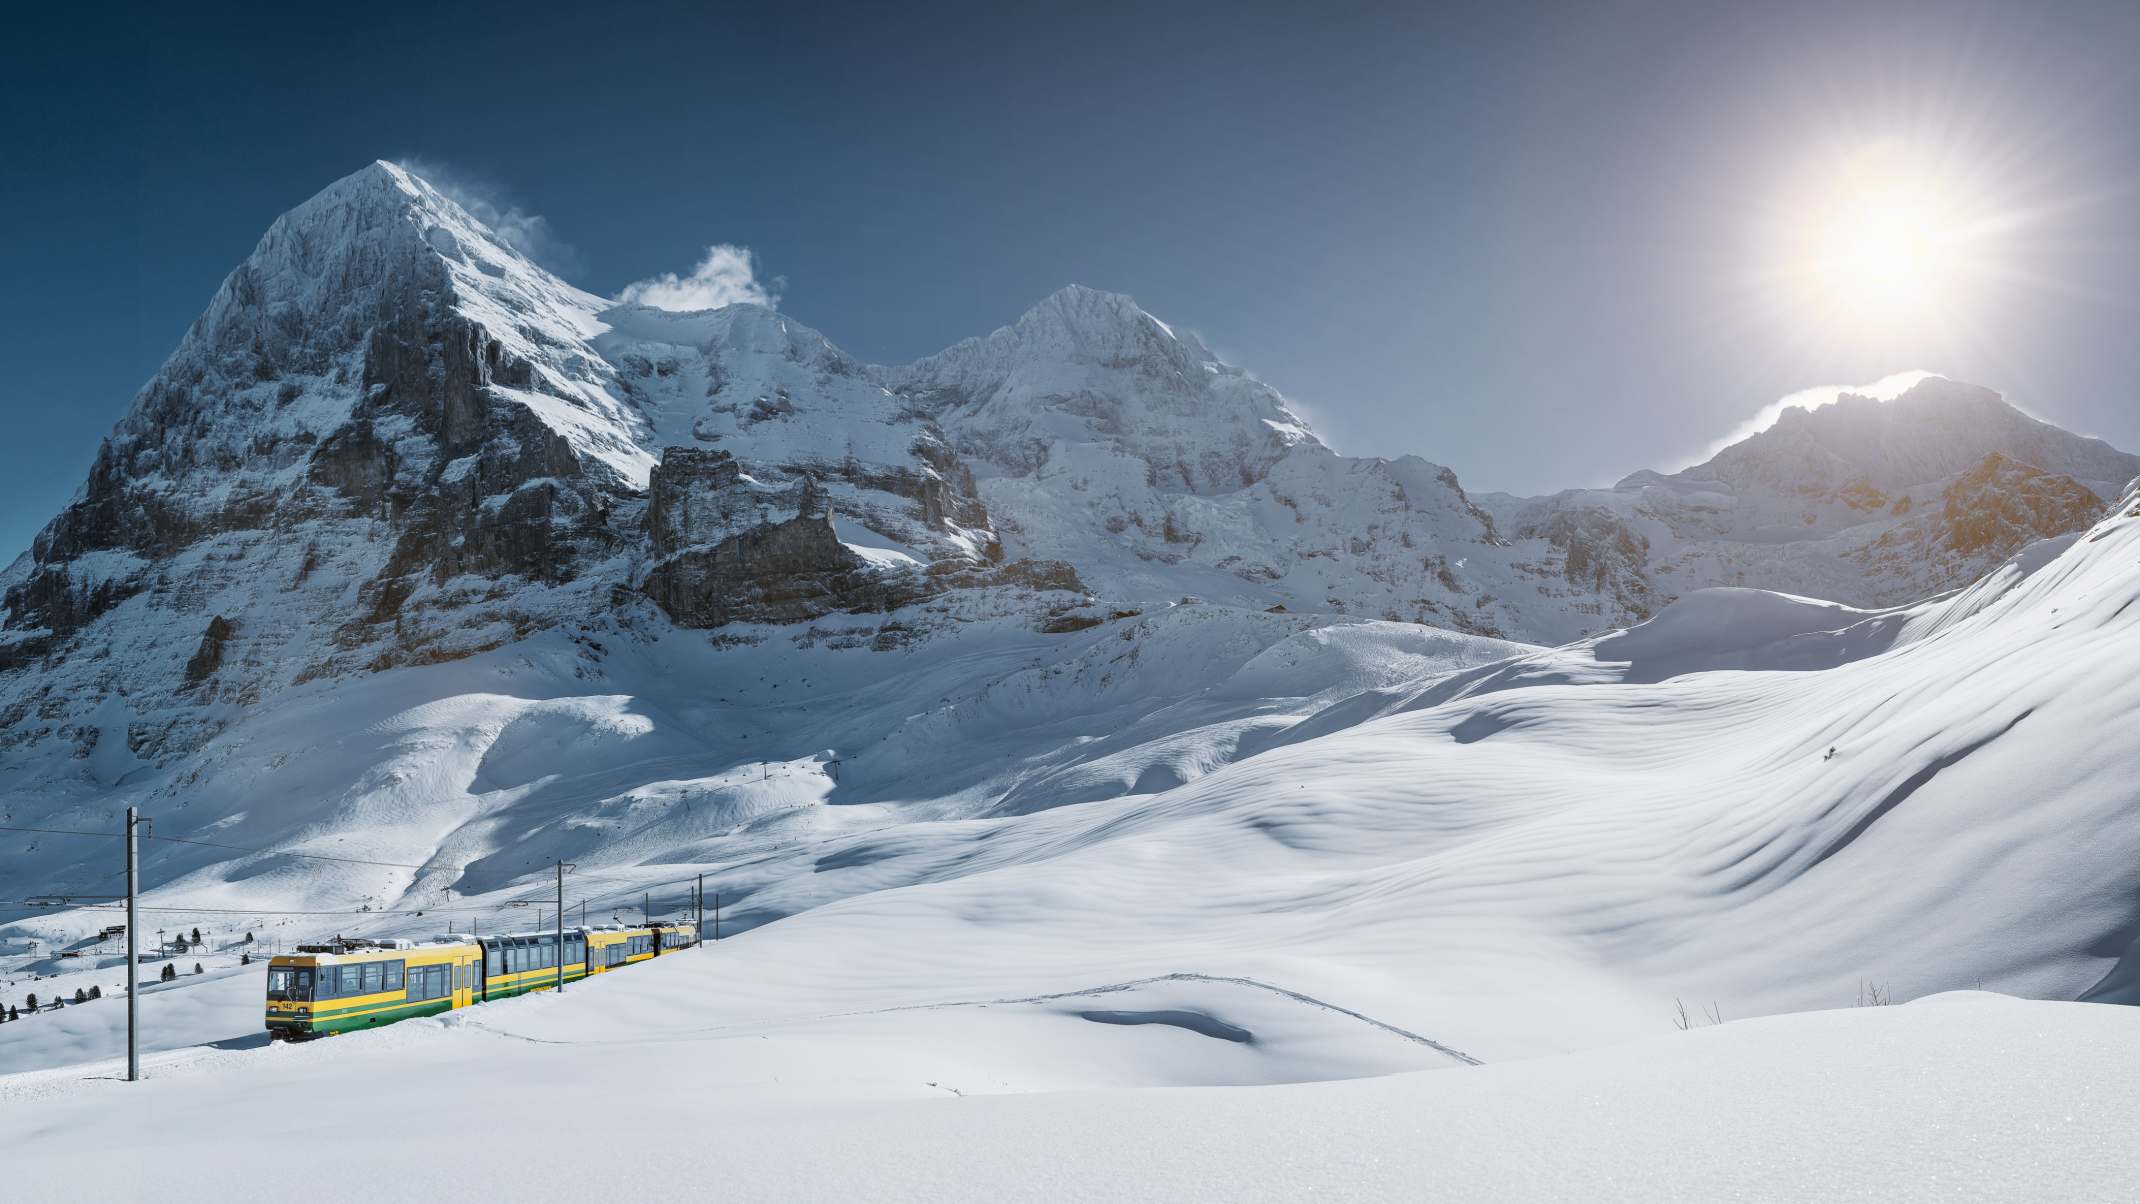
713;892;720;941
695;874;704;947
555;861;567;994
643;892;649;925
125;806;140;1082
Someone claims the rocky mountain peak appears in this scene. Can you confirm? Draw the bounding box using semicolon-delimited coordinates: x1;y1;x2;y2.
891;287;1317;496
1696;376;2139;499
1002;285;1211;360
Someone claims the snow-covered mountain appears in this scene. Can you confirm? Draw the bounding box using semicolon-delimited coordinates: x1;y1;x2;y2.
1481;376;2140;613
6;162;2140;1097
10;162;2126;749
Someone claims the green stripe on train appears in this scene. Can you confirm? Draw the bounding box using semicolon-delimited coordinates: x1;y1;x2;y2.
269;959;643;1036
307;996;458;1034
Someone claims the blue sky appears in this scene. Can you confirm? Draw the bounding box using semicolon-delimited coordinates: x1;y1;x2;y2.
5;1;2140;563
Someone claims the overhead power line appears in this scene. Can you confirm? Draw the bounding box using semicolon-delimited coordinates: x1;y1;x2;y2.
0;823;122;838
142;833;441;871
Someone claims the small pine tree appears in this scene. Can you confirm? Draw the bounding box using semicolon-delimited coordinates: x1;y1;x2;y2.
192;963;204;976
244;931;254;944
5;1006;15;1021
191;927;202;945
89;985;102;999
241;953;251;965
24;993;36;1010
160;963;176;982
73;987;87;1004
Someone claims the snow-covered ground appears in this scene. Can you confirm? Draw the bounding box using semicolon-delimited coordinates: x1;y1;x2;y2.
2;475;2136;1197
3;955;2133;1201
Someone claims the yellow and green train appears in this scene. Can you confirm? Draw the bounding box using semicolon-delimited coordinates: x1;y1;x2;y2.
264;922;697;1039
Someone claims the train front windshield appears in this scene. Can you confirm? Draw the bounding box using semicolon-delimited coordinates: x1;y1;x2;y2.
266;967;314;1002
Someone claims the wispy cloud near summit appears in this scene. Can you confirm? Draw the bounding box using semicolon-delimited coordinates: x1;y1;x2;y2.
616;245;782;312
394;157;581;276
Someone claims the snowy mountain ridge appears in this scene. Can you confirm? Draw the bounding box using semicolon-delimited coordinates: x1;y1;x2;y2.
1;159;2130;780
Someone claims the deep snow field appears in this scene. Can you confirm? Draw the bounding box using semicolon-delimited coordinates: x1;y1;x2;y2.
3;486;2139;1200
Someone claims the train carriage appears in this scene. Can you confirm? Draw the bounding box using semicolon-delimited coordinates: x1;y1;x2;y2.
265;938;480;1039
266;921;696;1040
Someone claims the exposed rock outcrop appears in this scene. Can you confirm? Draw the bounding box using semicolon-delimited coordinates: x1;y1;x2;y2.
643;512;891;628
184;616;235;688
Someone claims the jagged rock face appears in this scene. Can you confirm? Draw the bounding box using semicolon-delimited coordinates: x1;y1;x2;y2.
183;616;235;688
602;304;998;566
1938;453;2104;555
642;512;889;628
1842;453;2107;598
0;163;654;761
646;447;749;557
344;268;620;613
1512;506;1655;623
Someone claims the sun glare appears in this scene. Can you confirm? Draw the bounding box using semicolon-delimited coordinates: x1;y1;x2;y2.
1758;139;2012;348
1815;184;1951;313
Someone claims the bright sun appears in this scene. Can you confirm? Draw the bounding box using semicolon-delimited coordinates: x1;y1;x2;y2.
1761;139;2004;342
1807;173;1958;319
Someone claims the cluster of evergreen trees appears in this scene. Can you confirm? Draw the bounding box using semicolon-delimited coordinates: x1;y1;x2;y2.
3;983;109;1021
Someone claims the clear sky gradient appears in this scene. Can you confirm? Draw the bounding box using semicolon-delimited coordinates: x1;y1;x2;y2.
5;0;2139;563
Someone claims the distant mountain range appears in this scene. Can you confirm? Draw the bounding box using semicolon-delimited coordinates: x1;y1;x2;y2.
1;158;2133;805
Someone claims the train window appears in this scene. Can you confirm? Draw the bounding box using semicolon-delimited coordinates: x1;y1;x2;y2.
360;963;384;995
427;966;450;1000
384;961;404;992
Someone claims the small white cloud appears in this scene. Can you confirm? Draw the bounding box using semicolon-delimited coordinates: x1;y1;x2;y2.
616;245;781;312
393;157;580;274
